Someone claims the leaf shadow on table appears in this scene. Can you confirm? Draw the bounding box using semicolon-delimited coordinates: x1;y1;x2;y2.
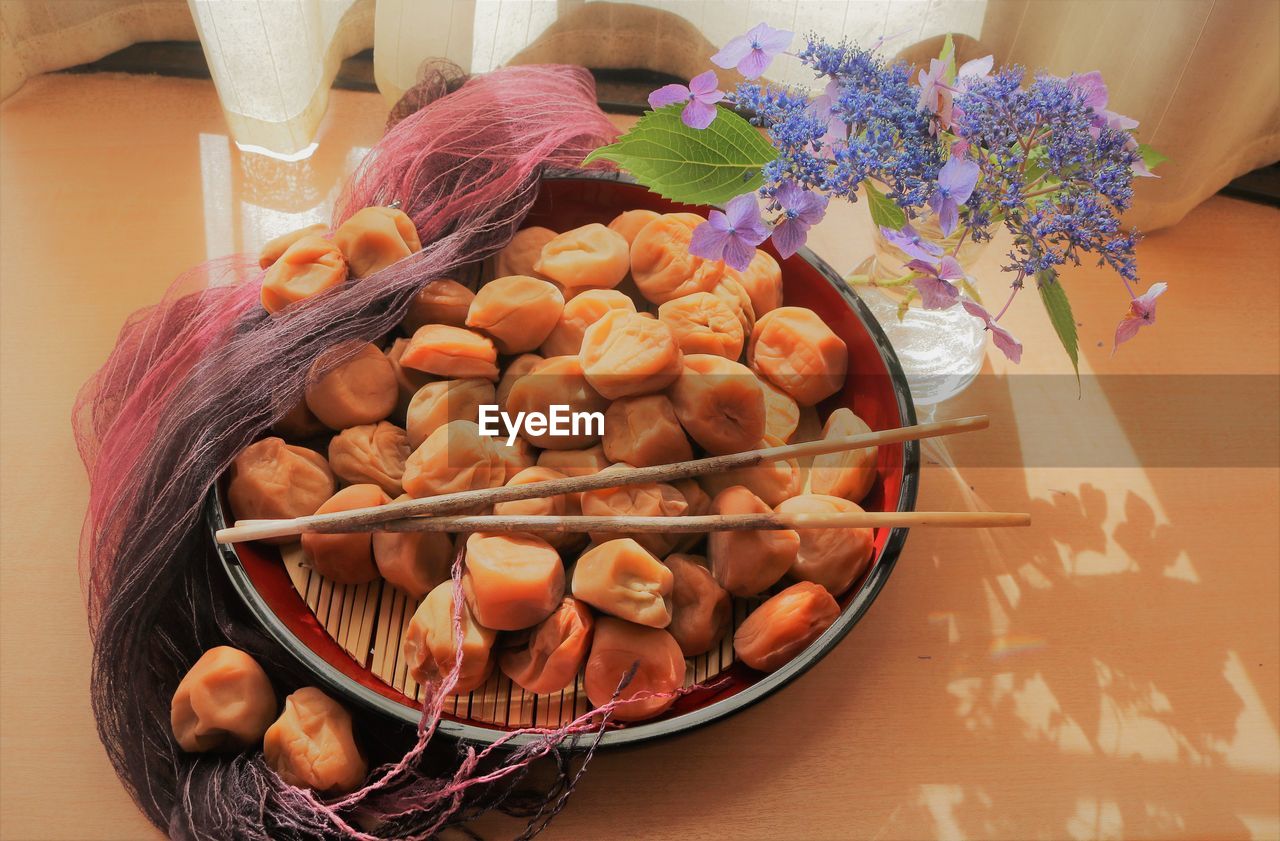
537;368;1277;841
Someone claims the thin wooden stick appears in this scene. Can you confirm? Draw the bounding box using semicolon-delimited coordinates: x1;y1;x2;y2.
237;511;1031;535
215;414;988;543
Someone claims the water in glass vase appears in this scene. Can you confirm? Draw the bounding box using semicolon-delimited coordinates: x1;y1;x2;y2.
854;213;990;409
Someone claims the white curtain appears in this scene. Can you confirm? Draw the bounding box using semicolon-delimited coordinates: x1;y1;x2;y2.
1;0;1275;227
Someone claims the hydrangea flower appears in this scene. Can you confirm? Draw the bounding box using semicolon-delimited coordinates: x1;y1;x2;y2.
648;70;724;129
1114;281;1167;351
881;224;945;262
928;155;979;236
689;193;768;271
962;299;1023;363
712;23;792;79
769;181;828;258
907;255;967;309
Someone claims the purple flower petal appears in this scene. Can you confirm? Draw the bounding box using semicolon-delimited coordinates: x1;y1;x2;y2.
722;233;756;271
1116;280;1168;348
1068;71;1108;109
771;218;808;259
688;70;720;97
648;83;690;109
725;193;764;233
710;35;753;70
936;198;959;237
912;275;960;310
989;323;1024;363
957;55;993;80
962;299;1022;363
682;98;718;129
935;255;966;281
938;156;980;203
737;48;773;80
883;224;944;262
751;23;793;54
689;217;731;261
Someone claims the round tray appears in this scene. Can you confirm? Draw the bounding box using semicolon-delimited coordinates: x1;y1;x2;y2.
209;173;919;748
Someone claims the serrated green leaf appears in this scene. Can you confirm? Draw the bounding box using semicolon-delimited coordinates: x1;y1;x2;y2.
1137;143;1167;171
864;180;907;231
1037;271;1080;383
583;105;776;205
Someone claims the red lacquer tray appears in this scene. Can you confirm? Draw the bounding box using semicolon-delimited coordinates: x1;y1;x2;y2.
208;173;919;747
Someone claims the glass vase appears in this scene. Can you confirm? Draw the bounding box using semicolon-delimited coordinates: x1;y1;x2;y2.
852;214;990;410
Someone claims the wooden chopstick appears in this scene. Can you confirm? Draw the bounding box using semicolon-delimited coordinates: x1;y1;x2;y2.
215;414;989;544
238;510;1031;535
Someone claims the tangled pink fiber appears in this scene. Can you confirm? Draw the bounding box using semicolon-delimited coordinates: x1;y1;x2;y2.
71;63;633;839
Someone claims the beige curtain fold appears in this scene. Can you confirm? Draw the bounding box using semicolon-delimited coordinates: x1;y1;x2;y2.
0;0;1275;226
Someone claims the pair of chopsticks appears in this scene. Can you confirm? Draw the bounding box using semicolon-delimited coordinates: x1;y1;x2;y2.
215;414;1028;544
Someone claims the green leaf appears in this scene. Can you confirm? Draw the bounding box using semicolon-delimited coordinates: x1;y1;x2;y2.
1137;143;1168;172
583;105;776;205
939;33;957;84
864;180;907;231
1037;271;1080;383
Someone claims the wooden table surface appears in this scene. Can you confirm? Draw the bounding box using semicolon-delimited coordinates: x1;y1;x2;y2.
2;74;1277;841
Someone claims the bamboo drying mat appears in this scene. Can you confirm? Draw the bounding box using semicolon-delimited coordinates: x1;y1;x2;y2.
279;544;749;728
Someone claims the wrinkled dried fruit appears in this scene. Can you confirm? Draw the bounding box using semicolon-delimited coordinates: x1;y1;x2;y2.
493;466;584;553
579;466;688;557
584;617;684;721
607;208;660;245
401;278;475;332
500;597;595;694
669;354;766;455
385;338;435;415
271;397;328;441
535;223;630;294
305;342;399;430
333;206;421;278
403;581;497;693
733;582;839;672
171;646;276;752
629;213;725;304
579;309;683;400
658;292;745;359
264;687;367;794
664;554;730;656
260;235;348;314
808;407;877;502
301;484;390;584
602;393;692;468
466;275;565;354
738;249;783;316
405;378;496;449
496;353;543;408
258;223;327;269
400;324;499;381
759;377;800;442
571;538;673;627
707;486;798;596
401;419;506;498
776;494;875;595
372;494;453;598
541;289;636;357
462;532;565;631
749;307;848;406
227;438;334;544
698;437;801;507
495;226;556;279
327;422;409;496
504;355;609;449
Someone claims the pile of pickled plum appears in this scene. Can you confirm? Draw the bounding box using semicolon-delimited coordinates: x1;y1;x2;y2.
204;201;883;776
